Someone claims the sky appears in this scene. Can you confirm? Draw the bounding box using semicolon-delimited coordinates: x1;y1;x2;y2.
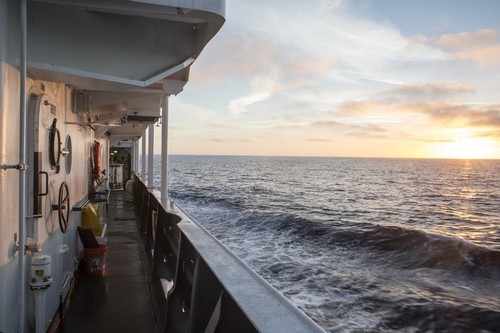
157;0;500;159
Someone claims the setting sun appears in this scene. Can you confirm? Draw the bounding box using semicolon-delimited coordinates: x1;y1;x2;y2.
430;136;498;159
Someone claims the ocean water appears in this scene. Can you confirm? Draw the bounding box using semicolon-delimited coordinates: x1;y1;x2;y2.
152;155;500;332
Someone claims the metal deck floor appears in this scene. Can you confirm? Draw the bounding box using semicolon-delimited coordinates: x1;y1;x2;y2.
58;191;157;333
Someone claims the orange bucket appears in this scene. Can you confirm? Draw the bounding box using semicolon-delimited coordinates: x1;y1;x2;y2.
83;245;106;276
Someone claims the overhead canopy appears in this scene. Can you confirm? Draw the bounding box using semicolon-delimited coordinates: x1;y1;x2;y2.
26;0;225;140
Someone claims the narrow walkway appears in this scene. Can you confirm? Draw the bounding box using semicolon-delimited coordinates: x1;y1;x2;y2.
58;191;157;332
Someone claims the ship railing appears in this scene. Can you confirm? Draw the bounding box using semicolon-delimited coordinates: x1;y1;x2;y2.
133;175;326;333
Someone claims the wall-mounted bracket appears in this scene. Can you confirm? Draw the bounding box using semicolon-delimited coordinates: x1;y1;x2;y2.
0;164;29;170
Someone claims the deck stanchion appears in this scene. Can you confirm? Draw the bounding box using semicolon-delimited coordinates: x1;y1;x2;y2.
147;124;154;188
141;130;146;180
18;0;28;331
132;139;138;174
160;90;170;206
159;80;184;206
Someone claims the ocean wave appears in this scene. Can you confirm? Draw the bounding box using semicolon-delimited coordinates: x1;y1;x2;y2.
170;190;245;210
178;193;500;281
357;225;500;280
193;205;500;280
381;300;500;332
274;216;500;280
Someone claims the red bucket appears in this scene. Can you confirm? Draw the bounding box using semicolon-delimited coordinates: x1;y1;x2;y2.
83;245;106;276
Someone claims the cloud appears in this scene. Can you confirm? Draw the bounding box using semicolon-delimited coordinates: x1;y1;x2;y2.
189;32;281;86
383;82;475;102
194;30;335;114
310;120;345;128
307;118;389;140
397;102;500;128
207;137;254;143
193;31;333;83
197;0;449;115
456;45;500;69
228;88;272;114
228;76;281;114
362;124;387;133
475;129;500;139
344;123;388;139
436;29;498;50
337;101;385;115
270;122;308;130
307;137;337;142
431;29;500;69
458;108;500;128
170;98;223;131
330;97;500;139
331;100;500;131
282;53;333;78
321;83;475;120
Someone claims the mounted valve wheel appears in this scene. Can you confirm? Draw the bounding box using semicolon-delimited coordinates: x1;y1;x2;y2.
52;182;70;233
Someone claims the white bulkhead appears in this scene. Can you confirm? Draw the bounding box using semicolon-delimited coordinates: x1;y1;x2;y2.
0;66;108;332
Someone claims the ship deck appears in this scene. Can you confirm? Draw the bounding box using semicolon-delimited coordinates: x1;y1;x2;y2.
58;190;158;332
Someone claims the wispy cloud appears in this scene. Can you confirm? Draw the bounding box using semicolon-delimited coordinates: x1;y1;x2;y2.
193;30;333;82
228;77;279;114
194;30;335;114
335;99;500;130
345;123;388;139
397;102;500;128
200;0;449;114
310;120;346;128
207;137;255;143
337;101;386;115
383;82;475;102
307;137;337;142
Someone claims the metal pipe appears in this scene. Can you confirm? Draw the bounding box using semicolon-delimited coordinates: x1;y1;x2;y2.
19;0;28;331
0;164;23;170
147;124;154;188
131;139;136;173
103;137;108;181
160;93;170;206
141;130;146;179
135;139;139;172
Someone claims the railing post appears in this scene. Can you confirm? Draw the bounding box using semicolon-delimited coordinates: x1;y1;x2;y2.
131;139;135;173
159;79;184;206
147;124;155;188
18;1;28;331
160;91;170;206
141;130;146;179
133;139;139;173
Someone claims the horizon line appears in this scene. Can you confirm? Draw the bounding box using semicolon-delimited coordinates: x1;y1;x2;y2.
141;153;500;161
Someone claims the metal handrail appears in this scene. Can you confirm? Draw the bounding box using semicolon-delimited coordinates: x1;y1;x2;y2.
133;176;327;333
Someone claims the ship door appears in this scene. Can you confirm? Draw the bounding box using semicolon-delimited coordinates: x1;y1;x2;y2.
27;92;55;223
26;91;66;331
27;93;42;236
